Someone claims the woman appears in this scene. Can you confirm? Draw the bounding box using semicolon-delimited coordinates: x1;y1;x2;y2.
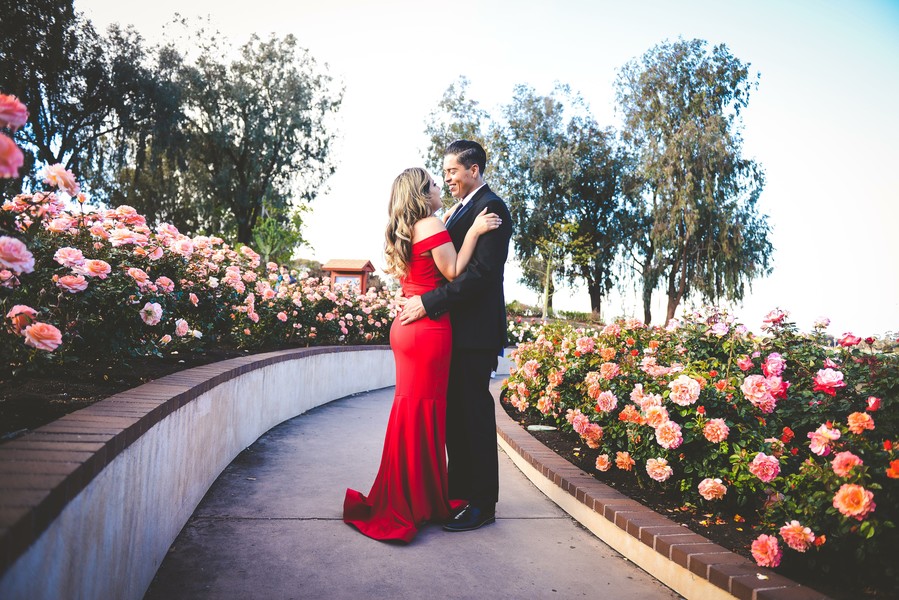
343;167;501;543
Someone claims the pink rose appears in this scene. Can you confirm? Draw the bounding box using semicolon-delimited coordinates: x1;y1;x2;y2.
0;235;35;274
831;451;863;477
47;216;76;233
0;94;29;130
189;293;199;307
575;336;595;354
646;458;673;482
42;164;80;196
599;361;619;380
89;224;110;240
751;534;782;567
155;276;175;293
703;418;730;443
0;133;24;178
813;368;846;396
127;267;151;286
779;521;815;553
698;478;727;501
77;259;112;279
140;302;163;326
644;405;669;429
838;332;862;347
6;304;37;334
175;318;189;337
22;322;63;351
595;390;618;413
57;274;88;293
654;420;683;449
740;374;777;413
807;424;841;456
53;247;85;268
668;374;700;406
737;356;753;371
748;452;780;483
762;352;785;377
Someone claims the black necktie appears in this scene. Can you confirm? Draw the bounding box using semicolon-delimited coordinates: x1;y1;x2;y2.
445;201;472;230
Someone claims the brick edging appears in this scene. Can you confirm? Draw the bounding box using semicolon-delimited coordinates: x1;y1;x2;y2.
0;345;389;575
492;393;830;600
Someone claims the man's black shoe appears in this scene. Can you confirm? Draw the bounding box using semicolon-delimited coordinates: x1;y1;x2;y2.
442;505;495;532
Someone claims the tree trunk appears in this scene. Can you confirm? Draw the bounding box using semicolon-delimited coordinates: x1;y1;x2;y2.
237;218;253;245
641;244;655;325
587;283;602;322
542;256;553;320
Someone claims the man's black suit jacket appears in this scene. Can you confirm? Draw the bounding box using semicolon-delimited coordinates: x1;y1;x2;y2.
421;184;513;352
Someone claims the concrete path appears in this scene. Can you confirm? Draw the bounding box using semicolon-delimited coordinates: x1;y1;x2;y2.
145;365;681;600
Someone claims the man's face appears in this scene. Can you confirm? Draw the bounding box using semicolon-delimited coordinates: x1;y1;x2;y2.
443;154;479;200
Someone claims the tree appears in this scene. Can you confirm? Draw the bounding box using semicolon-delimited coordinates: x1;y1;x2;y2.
616;38;773;324
422;77;490;203
251;203;309;265
176;32;343;244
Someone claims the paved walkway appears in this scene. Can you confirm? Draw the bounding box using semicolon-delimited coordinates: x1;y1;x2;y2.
144;360;681;600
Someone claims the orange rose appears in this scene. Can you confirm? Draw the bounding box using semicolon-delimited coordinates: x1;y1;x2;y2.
22;322;63;351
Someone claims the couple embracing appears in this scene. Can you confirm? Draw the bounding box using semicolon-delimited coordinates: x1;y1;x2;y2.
343;140;513;543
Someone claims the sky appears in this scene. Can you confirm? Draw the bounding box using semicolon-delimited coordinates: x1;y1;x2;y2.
77;0;899;336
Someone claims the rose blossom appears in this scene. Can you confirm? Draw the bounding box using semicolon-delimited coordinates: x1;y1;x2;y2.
0;133;25;178
22;322;63;351
277;312;288;322
748;452;780;483
831;451;863;477
646;458;673;482
77;259;112;279
698;478;727;501
575;336;595;354
736;356;753;371
644;405;669;429
807;424;841;456
813;368;846;396
189;293;199;306
832;483;876;520
595;454;611;472
599;361;619;380
668;374;701;406
762;352;786;377
866;396;881;412
159;334;172;345
0;236;35;274
6;304;37;333
814;316;830;329
57;274;88;293
42;164;80;196
762;308;788;327
740;374;777;413
751;534;782;567
703;418;730;443
655;420;683;450
0;94;28;130
779;521;815;553
847;412;874;435
127;267;150;286
140;302;163;326
838;332;862;347
53;247;85;268
595;390;618;413
522;359;539;380
155;276;175;293
615;451;635;471
175;319;190;337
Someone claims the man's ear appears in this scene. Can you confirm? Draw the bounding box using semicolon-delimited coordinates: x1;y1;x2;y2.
471;163;481;178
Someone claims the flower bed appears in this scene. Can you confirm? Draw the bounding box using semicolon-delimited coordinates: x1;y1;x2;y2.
502;309;897;593
1;98;394;379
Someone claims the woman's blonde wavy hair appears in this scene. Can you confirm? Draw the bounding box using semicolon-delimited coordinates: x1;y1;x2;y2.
384;167;434;277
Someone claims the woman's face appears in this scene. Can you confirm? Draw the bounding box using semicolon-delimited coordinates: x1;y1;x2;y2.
426;176;442;213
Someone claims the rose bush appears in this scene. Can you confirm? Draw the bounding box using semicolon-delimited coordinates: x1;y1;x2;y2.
502;308;897;588
1;102;394;375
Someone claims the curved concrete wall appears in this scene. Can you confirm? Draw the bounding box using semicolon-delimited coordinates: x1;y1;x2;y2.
0;346;394;600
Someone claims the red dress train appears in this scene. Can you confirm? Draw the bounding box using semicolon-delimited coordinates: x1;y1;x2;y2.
343;230;464;542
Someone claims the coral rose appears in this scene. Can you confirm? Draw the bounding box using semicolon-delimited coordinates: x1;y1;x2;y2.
155;276;175;293
832;483;875;520
751;534;782;567
77;259;112;279
655;420;683;449
0;235;35;274
595;454;611;472
831;451;863;477
737;356;753;371
0;94;28;130
0;133;25;178
846;412;874;435
6;304;37;334
779;521;815;552
698;478;727;501
127;267;150;286
703;418;730;443
646;458;673;482
886;460;899;479
23;322;63;351
57;274;88;293
668;374;700;406
42;164;80;196
599;361;620;380
615;451;635;471
748;452;780;483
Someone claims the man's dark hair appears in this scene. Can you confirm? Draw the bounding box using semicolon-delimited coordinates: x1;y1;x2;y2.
445;140;487;176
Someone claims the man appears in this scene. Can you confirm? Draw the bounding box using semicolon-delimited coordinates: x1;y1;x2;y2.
400;140;512;531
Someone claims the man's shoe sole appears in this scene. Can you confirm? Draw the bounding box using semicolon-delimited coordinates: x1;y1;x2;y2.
442;516;495;532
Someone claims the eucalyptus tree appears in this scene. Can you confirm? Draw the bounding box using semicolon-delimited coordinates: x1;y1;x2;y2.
181;32;343;244
616;38;773;324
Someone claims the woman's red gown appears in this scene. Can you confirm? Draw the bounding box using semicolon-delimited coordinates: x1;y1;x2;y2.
343;230;464;542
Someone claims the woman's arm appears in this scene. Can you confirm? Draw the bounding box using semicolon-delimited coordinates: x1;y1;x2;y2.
414;209;501;281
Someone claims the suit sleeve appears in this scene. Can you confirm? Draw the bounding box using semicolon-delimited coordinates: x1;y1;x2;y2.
420;197;512;318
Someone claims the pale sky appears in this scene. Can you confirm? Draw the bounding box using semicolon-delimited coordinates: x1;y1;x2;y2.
77;0;899;336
